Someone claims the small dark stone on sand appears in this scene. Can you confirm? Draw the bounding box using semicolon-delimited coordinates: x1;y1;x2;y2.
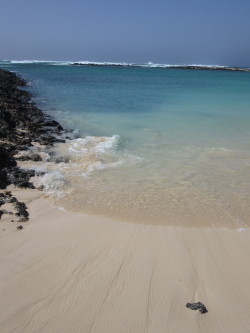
186;302;208;313
16;225;24;230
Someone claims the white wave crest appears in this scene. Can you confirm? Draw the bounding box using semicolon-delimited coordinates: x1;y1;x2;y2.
65;135;120;157
4;59;234;69
68;60;133;66
39;171;66;197
9;60;72;66
17;133;142;202
10;60;54;64
29;135;122;190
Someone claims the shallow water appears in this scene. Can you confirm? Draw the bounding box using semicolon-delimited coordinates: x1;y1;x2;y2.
1;61;250;227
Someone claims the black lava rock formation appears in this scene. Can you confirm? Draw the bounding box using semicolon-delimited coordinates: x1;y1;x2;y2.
0;69;65;189
0;191;30;222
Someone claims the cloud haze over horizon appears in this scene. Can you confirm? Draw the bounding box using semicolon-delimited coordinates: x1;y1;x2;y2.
1;0;250;66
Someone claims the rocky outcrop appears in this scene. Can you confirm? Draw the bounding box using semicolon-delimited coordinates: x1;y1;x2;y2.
71;63;250;72
0;191;29;223
0;69;65;189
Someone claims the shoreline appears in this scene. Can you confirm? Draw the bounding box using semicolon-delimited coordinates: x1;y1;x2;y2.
1;69;250;332
0;69;77;225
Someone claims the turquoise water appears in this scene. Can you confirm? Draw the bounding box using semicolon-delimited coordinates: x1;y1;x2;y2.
1;61;250;227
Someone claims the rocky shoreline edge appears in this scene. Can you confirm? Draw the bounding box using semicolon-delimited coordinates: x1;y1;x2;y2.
0;69;69;225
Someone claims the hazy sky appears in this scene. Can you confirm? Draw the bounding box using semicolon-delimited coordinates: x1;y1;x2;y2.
1;0;250;65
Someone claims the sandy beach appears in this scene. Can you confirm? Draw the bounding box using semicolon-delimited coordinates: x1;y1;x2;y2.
1;0;250;330
0;188;250;333
1;68;250;333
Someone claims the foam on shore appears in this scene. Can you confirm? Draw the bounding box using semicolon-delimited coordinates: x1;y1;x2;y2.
16;134;141;199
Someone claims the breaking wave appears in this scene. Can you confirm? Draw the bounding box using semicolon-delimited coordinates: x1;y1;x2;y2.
18;134;141;198
0;59;237;69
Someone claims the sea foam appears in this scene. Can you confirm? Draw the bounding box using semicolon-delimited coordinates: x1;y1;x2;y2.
18;134;140;198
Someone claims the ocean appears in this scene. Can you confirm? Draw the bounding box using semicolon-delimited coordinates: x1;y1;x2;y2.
1;60;250;228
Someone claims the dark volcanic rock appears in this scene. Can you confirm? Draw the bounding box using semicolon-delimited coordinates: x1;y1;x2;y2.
0;69;69;226
0;169;10;189
0;146;17;169
14;201;29;221
42;119;63;131
186;302;208;314
16;225;24;230
7;168;35;189
5;196;17;203
0;69;65;149
16;154;42;162
0;69;66;192
0;192;29;222
71;62;250;72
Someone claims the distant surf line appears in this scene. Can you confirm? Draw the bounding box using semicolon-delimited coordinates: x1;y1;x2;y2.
1;60;250;72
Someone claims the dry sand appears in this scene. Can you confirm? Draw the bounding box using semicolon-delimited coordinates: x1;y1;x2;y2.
0;189;250;333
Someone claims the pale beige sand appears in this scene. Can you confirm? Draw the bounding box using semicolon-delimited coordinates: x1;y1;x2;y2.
0;189;250;333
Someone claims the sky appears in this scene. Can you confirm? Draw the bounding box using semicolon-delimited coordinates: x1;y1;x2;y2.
1;0;250;66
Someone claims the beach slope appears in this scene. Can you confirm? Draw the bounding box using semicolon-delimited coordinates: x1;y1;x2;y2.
0;189;250;333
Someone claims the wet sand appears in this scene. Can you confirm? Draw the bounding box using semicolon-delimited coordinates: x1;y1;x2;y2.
0;188;250;333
